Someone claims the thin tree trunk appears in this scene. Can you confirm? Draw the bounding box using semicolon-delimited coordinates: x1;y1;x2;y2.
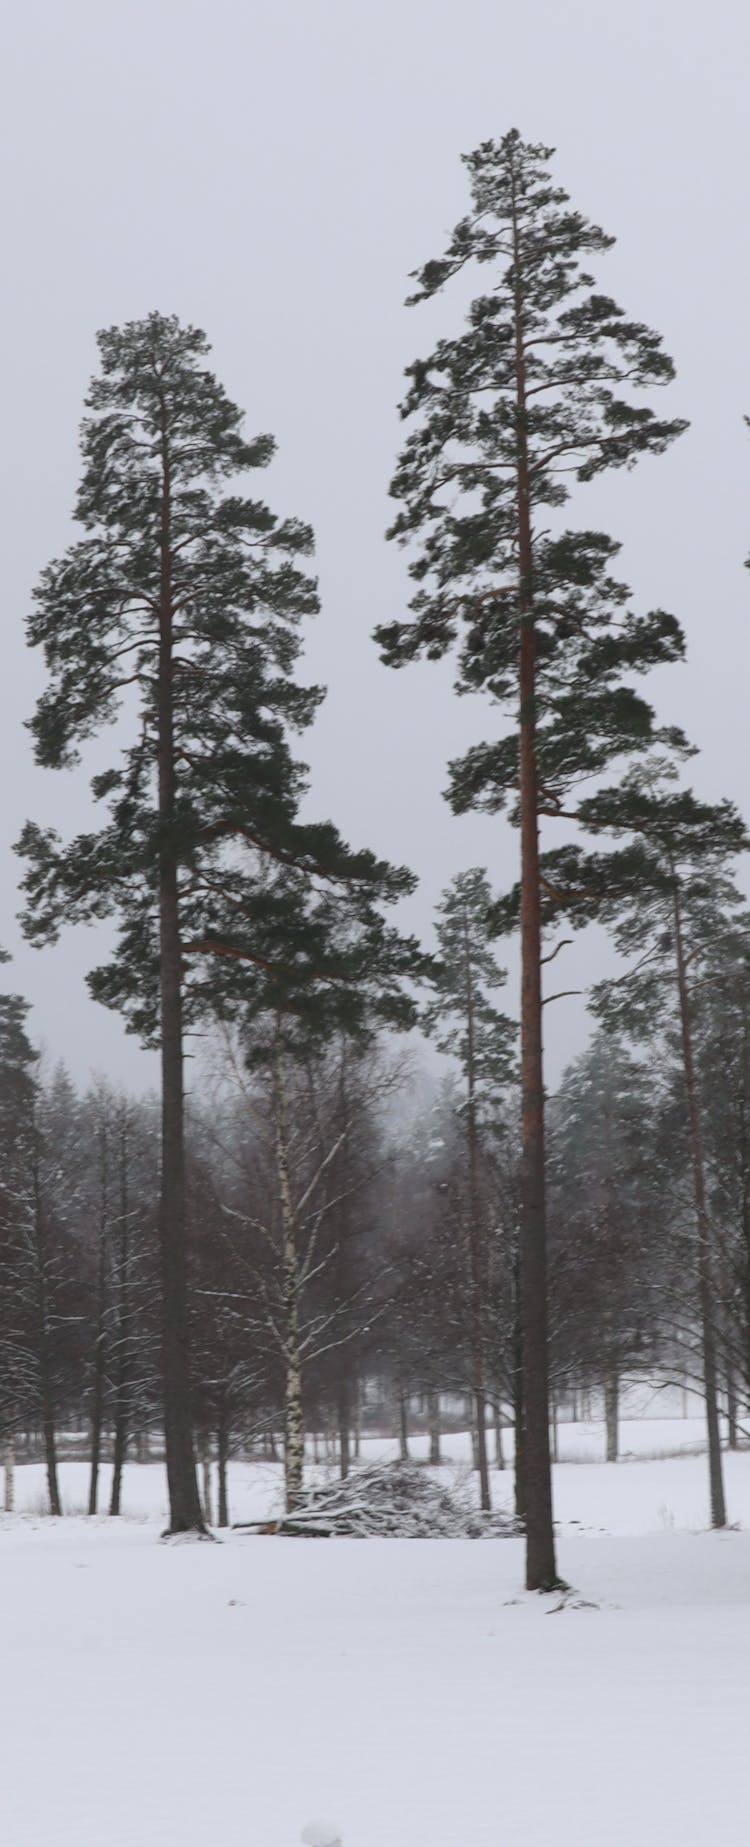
31;1167;62;1519
217;1413;229;1527
109;1406;126;1516
4;1432;14;1513
726;1372;738;1451
550;1392;559;1465
511;161;557;1590
338;1377;351;1480
109;1132;131;1518
398;1389;410;1461
512;1252;526;1522
274;1033;305;1513
427;1388;442;1465
88;1332;105;1515
41;1373;61;1516
88;1130;109;1516
604;1369;619;1464
157;389;203;1536
673;885;726;1528
494;1400;505;1470
462;911;492;1513
199;1435;214;1527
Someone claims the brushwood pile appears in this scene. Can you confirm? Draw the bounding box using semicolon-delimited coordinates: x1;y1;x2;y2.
236;1461;520;1538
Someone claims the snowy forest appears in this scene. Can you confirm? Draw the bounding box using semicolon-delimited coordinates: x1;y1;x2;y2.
2;5;749;1843
4;909;750;1539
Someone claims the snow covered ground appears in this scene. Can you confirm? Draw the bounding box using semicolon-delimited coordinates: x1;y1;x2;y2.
2;1426;749;1846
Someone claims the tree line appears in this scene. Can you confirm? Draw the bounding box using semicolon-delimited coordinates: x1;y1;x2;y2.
2;130;747;1585
2;944;749;1535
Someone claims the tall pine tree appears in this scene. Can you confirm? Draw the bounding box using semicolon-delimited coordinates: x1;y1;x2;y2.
18;313;416;1533
376;131;687;1587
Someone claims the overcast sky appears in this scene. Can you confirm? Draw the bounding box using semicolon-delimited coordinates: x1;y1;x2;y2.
1;0;748;1096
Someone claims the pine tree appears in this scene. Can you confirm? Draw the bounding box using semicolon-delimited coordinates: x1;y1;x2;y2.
376;131;686;1588
424;868;516;1509
17;312;415;1533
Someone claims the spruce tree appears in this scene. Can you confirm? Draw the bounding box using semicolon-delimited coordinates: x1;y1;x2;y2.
376;131;686;1588
17;313;416;1533
424;869;516;1509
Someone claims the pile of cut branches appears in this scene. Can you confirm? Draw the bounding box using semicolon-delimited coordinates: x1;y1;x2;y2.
234;1461;520;1539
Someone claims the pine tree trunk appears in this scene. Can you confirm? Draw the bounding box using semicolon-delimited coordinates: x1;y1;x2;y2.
157;394;203;1537
427;1388;442;1465
217;1414;229;1527
673;885;726;1528
274;1034;305;1513
604;1369;619;1463
550;1392;559;1465
4;1432;14;1513
511;166;557;1590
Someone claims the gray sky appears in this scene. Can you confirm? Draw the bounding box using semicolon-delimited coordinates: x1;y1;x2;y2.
1;0;748;1095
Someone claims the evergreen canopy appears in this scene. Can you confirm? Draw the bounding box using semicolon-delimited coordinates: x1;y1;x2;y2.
424;868;516;1113
17;313;416;1039
376;129;688;823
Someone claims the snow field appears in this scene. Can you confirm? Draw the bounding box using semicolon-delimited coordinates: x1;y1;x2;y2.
2;1426;749;1846
9;1415;749;1535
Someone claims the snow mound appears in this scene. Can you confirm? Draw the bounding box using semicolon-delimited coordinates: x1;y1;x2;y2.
301;1821;342;1845
244;1462;520;1538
